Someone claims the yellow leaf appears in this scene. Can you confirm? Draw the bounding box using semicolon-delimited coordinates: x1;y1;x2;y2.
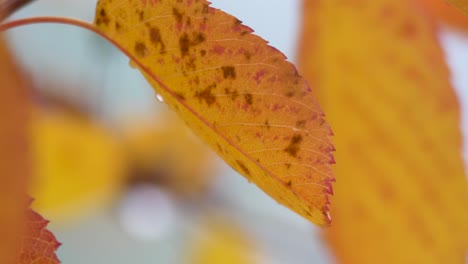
299;0;468;263
30;109;127;223
185;215;259;264
0;38;31;264
123;110;216;197
94;0;335;225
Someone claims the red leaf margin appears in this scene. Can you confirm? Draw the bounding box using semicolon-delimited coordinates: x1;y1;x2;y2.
18;200;61;264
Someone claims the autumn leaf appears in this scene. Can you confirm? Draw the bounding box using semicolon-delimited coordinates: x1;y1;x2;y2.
416;0;468;30
185;215;259;264
0;36;30;264
0;38;60;263
30;108;126;223
122;110;216;197
18;200;61;264
93;0;334;225
445;0;468;16
299;0;468;263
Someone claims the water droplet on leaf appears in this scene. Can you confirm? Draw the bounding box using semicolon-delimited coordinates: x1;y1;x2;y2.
155;94;164;103
128;60;138;69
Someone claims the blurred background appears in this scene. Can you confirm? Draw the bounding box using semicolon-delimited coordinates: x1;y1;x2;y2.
3;0;468;263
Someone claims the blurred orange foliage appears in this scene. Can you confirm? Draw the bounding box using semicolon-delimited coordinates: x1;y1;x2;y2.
0;38;59;264
416;0;468;30
299;0;468;263
0;37;31;264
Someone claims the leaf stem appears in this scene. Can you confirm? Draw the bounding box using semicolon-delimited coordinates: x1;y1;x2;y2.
0;0;35;21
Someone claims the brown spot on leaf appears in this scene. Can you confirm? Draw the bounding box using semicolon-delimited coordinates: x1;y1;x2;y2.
244;51;251;61
236;160;250;176
139;10;144;21
179;33;190;57
149;27;166;54
202;3;209;13
115;21;122;32
179;32;205;57
192;32;206;45
222;66;236;79
174;92;186;100
285;90;295;97
296;120;306;128
244;93;253;105
185;57;197;71
224;88;239;101
284;134;303;157
134;42;147;58
173;8;183;23
97;8;111;26
195;83;216;106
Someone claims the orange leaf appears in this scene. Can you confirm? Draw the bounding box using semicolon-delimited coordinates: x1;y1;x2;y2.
299;0;468;263
0;37;60;264
93;0;334;225
416;0;468;30
445;0;468;15
18;202;61;264
0;37;31;264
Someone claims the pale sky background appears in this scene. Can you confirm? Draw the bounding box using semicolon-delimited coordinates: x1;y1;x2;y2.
4;0;468;263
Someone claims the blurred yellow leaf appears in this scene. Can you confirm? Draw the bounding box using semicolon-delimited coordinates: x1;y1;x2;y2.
93;0;334;225
299;0;468;263
123;110;216;197
185;216;259;264
30;110;126;223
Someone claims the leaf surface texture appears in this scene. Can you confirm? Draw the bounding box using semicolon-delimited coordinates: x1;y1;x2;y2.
94;0;335;225
299;0;468;262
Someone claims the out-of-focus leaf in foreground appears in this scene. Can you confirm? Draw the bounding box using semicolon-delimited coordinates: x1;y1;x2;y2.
18;200;61;264
416;0;468;30
299;0;468;263
94;0;334;225
0;36;30;264
445;0;468;16
0;39;60;263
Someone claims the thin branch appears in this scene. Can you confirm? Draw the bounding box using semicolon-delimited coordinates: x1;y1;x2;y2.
0;0;35;21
